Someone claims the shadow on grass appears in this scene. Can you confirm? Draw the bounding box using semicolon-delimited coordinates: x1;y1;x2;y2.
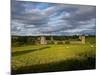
12;56;96;75
12;46;50;56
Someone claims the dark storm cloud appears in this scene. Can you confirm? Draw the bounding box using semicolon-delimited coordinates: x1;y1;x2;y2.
62;5;96;26
11;0;49;26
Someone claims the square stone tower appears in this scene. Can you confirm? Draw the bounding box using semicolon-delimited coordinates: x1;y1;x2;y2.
40;36;47;44
79;35;85;44
81;36;85;44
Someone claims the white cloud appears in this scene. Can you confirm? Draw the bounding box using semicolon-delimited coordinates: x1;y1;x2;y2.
11;1;96;35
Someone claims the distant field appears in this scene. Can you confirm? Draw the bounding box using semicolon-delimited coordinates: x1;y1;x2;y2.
11;36;96;74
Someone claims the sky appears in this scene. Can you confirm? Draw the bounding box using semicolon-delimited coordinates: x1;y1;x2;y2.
11;0;96;36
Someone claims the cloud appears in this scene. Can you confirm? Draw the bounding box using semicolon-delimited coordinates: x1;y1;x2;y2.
11;0;96;35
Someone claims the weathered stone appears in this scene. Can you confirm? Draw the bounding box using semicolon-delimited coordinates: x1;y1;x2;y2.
40;36;47;44
81;36;85;44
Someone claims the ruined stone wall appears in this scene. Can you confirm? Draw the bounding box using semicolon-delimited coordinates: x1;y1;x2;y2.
40;36;47;44
37;36;85;45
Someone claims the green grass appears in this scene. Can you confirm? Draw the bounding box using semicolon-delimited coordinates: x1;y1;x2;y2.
11;36;96;74
12;44;96;74
86;36;96;44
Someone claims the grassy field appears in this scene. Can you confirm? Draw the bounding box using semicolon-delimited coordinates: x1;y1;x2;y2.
11;37;96;74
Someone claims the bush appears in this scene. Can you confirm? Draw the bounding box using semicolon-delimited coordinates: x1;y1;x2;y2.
12;42;25;47
57;41;63;44
65;41;70;44
48;41;55;44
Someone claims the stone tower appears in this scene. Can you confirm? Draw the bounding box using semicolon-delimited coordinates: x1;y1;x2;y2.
81;36;85;44
79;35;85;44
40;36;47;44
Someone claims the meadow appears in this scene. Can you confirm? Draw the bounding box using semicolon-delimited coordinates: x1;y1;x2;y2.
11;36;96;74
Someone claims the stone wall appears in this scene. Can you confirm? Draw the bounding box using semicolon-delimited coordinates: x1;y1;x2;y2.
70;36;85;44
40;36;47;44
81;36;85;44
38;36;85;44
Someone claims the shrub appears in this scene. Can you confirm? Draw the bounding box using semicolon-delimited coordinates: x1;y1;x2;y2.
48;41;55;44
65;41;70;44
57;41;63;44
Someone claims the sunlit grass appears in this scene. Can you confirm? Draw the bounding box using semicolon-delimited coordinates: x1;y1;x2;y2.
12;44;96;74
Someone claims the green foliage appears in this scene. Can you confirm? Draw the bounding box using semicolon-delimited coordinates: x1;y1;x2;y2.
57;41;63;44
86;36;96;44
11;36;37;46
47;41;55;44
11;35;96;46
65;40;70;44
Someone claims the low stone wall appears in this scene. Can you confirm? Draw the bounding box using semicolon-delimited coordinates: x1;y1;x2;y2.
70;41;82;44
47;40;83;44
54;41;65;44
47;40;66;44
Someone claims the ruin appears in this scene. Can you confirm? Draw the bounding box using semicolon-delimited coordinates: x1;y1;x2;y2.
37;35;85;45
81;36;85;44
40;36;47;44
70;35;85;44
